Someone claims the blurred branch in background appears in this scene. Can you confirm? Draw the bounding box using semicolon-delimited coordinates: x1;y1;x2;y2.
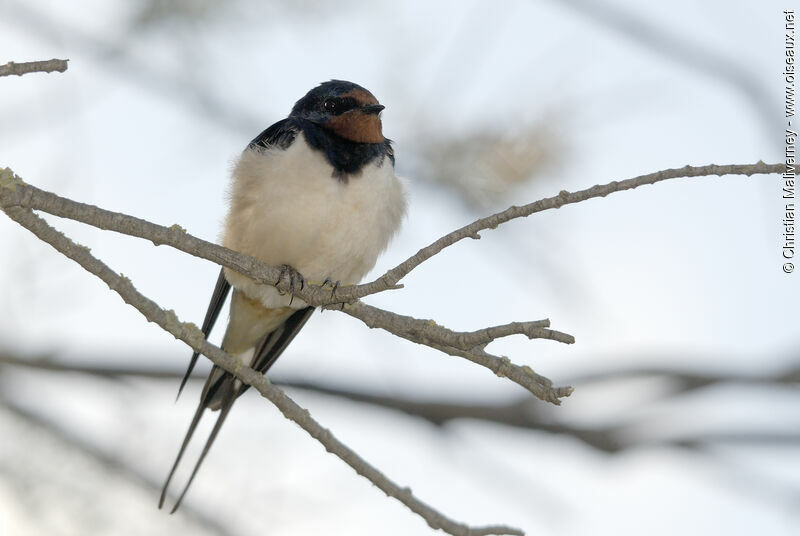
6;0;260;134
2;351;798;455
557;0;775;135
3;348;799;521
0;384;234;536
132;0;225;27
423;124;562;209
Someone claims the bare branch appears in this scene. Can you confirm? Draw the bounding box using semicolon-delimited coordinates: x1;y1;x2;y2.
0;161;785;532
0;163;782;304
0;58;69;77
377;162;783;288
0;174;362;306
340;302;574;403
339;306;573;350
0;203;523;536
0;163;782;401
0;168;572;403
0;162;784;401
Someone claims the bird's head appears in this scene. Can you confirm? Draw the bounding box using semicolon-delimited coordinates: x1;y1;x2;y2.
290;80;386;144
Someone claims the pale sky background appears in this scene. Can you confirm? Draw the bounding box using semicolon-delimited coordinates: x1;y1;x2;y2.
0;1;798;535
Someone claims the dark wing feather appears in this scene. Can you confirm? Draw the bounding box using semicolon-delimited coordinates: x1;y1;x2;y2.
176;268;231;400
243;306;315;393
249;117;300;151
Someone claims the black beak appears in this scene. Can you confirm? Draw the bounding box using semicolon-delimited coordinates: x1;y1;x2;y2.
361;104;385;115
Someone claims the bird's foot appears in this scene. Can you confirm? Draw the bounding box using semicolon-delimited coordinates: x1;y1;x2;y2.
321;278;346;310
277;264;305;303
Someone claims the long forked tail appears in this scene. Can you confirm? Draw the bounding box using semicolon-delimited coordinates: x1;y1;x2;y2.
160;373;238;513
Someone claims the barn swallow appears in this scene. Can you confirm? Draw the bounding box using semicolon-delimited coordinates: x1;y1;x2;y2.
160;80;407;511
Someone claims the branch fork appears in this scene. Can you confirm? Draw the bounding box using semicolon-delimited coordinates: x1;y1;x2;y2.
0;161;783;535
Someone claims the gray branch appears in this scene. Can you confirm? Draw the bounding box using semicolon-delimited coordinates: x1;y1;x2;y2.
0;161;784;534
0;58;69;77
379;161;783;288
0;162;782;306
0;168;573;403
339;302;574;403
0;163;781;402
0;202;523;536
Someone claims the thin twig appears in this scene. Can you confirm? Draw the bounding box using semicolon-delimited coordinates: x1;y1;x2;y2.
0;58;69;77
338;305;573;349
0;203;524;536
377;162;783;288
339;302;573;403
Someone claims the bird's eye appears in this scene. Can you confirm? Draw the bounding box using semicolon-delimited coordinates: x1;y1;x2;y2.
323;98;337;113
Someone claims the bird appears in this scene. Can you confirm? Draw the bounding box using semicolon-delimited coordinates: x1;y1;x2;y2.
159;80;407;512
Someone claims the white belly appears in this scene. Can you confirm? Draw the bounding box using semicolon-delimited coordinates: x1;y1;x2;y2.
221;136;407;309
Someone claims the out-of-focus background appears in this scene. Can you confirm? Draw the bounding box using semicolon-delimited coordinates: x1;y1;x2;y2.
1;1;797;535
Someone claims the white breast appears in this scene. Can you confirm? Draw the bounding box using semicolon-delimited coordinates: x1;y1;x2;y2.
222;136;407;309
